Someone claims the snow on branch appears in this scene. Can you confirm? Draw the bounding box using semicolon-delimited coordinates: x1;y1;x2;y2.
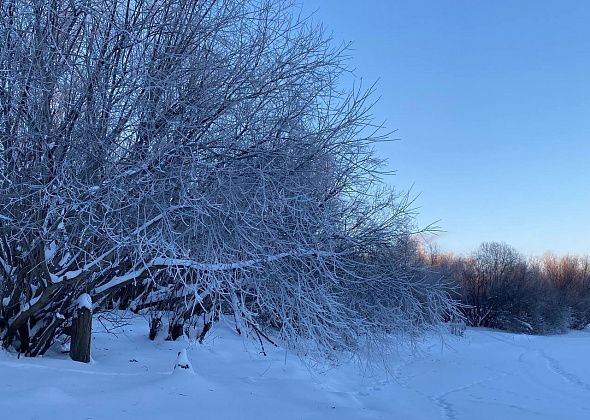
93;249;337;295
0;0;455;359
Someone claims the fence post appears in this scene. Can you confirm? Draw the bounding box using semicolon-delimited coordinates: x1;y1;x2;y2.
70;294;93;363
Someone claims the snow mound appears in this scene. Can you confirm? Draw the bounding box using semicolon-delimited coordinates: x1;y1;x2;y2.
173;349;194;374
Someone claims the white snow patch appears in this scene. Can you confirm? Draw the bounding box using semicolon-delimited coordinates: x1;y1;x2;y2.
44;240;58;261
58;252;71;267
76;294;93;311
172;349;194;374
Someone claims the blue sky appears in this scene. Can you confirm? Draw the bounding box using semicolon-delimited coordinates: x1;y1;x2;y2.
301;0;590;256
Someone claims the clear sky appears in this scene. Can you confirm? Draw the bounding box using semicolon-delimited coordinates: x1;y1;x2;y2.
301;0;590;256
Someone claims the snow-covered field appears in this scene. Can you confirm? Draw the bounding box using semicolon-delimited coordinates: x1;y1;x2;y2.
1;316;589;420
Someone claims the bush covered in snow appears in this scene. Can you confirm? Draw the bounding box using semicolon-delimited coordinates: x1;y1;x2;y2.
0;0;456;361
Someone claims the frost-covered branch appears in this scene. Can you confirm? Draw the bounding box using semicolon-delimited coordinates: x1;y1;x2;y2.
0;0;456;359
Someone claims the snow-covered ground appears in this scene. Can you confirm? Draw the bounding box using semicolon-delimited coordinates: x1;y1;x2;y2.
1;316;589;420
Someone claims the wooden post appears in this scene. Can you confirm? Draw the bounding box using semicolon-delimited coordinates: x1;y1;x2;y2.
70;294;92;363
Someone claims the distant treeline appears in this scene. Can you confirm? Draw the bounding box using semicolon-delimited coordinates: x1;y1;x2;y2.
421;242;590;334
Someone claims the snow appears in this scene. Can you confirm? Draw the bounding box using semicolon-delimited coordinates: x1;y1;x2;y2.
50;268;83;284
76;294;93;311
173;349;194;374
44;240;58;261
94;249;337;296
93;269;148;295
0;316;589;419
57;251;71;267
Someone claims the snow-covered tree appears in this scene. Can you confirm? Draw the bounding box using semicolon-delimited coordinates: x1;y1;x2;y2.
0;0;455;358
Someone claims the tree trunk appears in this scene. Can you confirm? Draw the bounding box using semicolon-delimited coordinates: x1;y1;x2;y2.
70;299;92;363
166;322;184;341
148;315;162;341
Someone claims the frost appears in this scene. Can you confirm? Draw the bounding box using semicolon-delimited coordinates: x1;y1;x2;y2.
0;0;455;361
